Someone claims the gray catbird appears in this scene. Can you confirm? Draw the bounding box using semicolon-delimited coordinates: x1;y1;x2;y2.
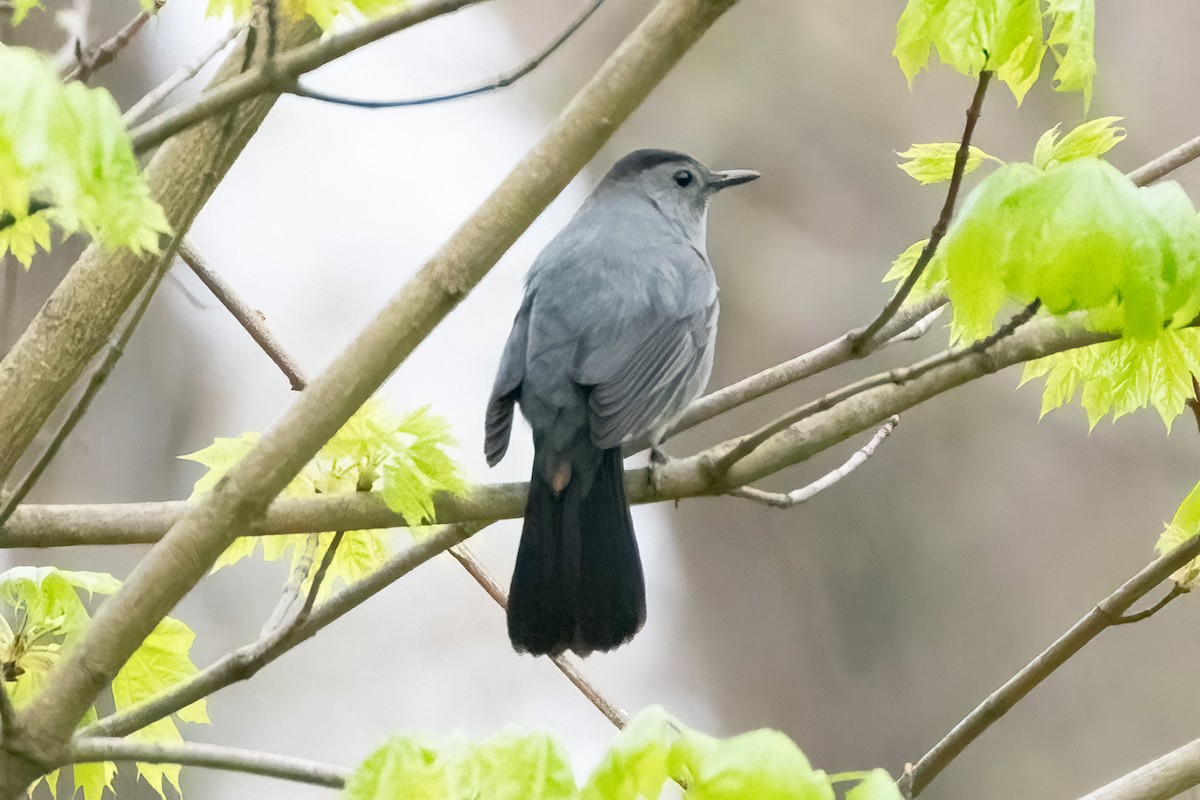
485;149;758;656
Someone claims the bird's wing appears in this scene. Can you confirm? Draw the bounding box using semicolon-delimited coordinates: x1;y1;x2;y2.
485;294;532;466
583;299;717;449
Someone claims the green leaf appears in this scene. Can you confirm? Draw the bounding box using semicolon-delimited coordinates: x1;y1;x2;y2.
686;729;835;800
1156;481;1200;589
845;769;904;800
1046;0;1097;109
893;0;1045;102
943;159;1195;341
896;143;1000;184
72;759;118;800
0;206;52;268
581;706;681;800
1020;329;1200;429
455;728;576;800
0;48;170;265
9;0;41;24
344;735;454;800
1033;117;1125;170
883;238;947;309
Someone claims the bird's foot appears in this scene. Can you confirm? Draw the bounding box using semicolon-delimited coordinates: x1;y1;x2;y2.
648;446;670;493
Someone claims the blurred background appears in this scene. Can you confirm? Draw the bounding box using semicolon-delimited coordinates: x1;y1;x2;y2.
4;1;1200;798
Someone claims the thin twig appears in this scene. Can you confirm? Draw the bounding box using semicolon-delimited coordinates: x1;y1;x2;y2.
287;0;605;108
903;533;1200;797
885;304;945;344
729;416;898;508
853;70;993;351
1110;584;1186;625
0;242;178;529
129;0;489;152
65;738;349;789
83;522;487;739
1127;134;1200;187
449;545;629;729
259;535;319;635
63;0;164;83
713;300;1040;476
298;531;344;622
178;240;309;390
123;25;245;125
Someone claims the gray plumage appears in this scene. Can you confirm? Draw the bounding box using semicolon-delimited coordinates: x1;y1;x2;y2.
486;149;758;656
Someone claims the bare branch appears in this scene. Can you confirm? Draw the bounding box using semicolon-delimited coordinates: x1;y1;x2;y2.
449;545;630;729
259;535;319;635
130;0;490;153
62;0;164;83
298;531;344;622
1078;735;1200;800
903;534;1200;797
65;738;349;789
712;300;1040;476
729;416;898;509
636;293;947;453
852;70;992;349
84;522;486;740
123;25;245;126
288;0;604;108
1110;584;1186;626
1127;133;1200;187
178;240;309;390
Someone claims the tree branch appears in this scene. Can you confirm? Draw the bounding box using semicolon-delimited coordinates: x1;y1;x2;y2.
62;0;164;84
287;0;605;108
1078;735;1200;800
712;300;1040;476
123;25;245;125
902;534;1200;797
852;70;992;349
729;415;898;509
0;313;1119;551
449;545;630;729
178;240;309;390
1126;133;1200;187
65;738;349;789
83;523;486;740
129;0;490;153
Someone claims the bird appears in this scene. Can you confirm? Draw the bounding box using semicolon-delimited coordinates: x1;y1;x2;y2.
485;149;758;656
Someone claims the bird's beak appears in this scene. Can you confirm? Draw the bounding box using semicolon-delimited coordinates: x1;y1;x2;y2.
708;169;760;191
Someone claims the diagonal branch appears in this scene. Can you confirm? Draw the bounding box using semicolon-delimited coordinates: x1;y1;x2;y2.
1078;735;1200;800
852;69;992;350
63;0;165;83
288;0;605;108
65;738;349;789
1126;133;1200;187
449;545;630;729
902;533;1200;797
711;300;1040;476
83;523;487;740
123;25;245;125
178;240;309;390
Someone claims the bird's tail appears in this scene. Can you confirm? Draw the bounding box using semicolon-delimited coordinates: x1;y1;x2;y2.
507;447;646;657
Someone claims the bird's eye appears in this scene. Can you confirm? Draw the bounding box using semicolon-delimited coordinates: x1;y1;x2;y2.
673;169;694;187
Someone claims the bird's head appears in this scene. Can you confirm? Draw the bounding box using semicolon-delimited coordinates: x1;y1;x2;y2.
598;149;759;237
